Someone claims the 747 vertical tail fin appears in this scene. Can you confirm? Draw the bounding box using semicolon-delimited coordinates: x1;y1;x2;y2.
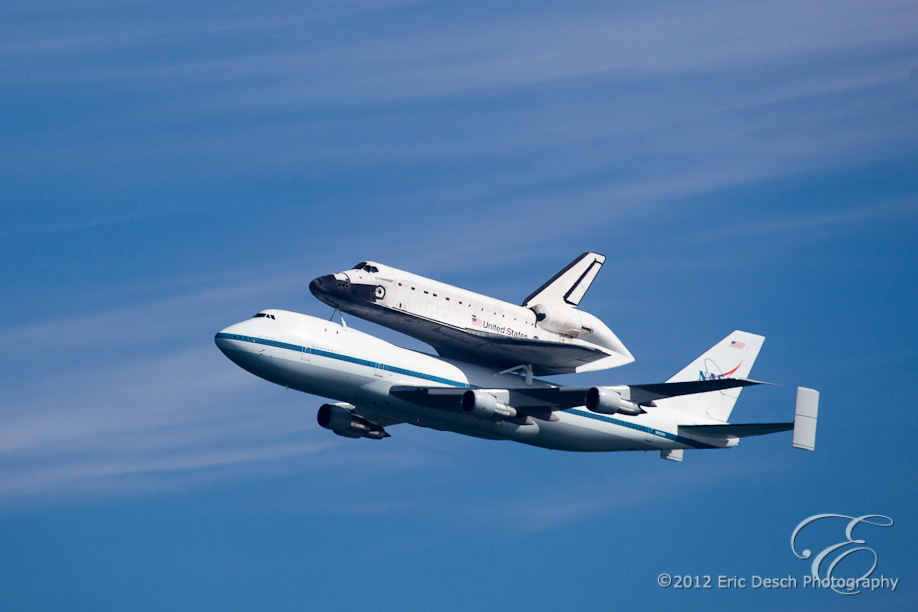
659;331;765;422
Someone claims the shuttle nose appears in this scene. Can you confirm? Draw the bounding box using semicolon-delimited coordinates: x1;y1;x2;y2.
309;273;350;305
308;275;331;297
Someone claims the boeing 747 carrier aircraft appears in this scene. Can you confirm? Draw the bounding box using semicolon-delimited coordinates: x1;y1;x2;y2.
309;253;633;376
215;310;818;461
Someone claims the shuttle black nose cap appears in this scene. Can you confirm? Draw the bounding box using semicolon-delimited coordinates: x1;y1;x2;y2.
309;275;332;297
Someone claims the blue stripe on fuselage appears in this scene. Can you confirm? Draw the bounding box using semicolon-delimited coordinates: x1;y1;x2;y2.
215;332;718;449
562;408;717;449
215;331;471;388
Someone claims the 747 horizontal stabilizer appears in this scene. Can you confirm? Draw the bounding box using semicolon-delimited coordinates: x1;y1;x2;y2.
679;386;819;450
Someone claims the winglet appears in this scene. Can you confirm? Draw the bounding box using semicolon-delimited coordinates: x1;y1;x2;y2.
792;387;819;451
522;252;605;307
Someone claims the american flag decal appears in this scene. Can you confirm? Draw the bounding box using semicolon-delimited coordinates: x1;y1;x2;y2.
472;315;482;327
730;340;745;349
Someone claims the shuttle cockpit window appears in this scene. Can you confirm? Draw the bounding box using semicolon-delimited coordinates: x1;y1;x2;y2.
352;262;379;273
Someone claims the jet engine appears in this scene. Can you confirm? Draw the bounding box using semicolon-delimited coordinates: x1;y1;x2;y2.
316;403;389;439
529;303;597;338
460;390;518;420
585;387;643;416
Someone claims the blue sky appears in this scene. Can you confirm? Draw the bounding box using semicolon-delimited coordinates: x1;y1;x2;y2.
1;1;917;610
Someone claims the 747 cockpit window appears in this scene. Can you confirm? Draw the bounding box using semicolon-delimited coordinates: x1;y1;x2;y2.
252;312;276;320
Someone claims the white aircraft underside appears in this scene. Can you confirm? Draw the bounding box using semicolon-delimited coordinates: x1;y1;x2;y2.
215;309;819;460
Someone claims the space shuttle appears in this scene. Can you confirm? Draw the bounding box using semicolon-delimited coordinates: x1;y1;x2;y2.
308;252;634;376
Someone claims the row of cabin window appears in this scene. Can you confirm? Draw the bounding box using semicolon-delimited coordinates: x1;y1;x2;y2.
353;263;534;327
307;348;458;385
395;283;532;325
233;334;464;386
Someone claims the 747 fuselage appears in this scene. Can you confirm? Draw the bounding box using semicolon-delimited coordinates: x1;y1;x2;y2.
216;309;767;456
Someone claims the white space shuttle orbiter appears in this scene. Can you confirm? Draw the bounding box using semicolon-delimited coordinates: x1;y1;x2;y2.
308;252;634;376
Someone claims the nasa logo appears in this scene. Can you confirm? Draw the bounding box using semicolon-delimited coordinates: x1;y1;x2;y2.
699;362;742;381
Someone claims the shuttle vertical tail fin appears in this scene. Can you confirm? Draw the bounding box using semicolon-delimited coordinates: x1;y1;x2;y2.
659;331;765;422
522;252;605;307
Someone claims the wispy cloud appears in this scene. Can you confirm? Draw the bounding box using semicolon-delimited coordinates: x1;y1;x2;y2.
8;1;916;109
1;0;914;515
0;275;302;363
4;0;914;227
438;458;764;534
0;276;426;507
688;196;918;244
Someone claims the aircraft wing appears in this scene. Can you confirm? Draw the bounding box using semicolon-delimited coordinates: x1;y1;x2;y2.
432;331;613;375
389;386;470;411
389;385;561;421
390;378;767;420
613;378;773;405
352;406;405;428
337;299;616;375
511;378;768;408
679;423;793;438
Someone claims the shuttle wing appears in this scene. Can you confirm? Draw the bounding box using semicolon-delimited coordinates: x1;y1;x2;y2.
522;252;606;307
431;328;617;375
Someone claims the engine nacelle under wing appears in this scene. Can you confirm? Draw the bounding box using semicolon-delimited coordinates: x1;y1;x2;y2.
460;390;518;420
585;387;643;416
316;403;389;439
